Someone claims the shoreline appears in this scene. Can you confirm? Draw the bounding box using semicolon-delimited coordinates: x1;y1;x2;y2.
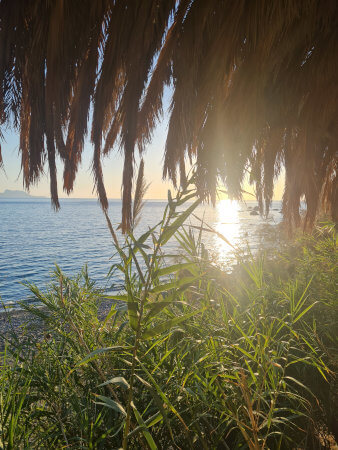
0;307;44;351
0;299;115;351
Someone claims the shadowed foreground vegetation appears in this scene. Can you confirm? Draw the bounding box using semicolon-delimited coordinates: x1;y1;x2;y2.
0;188;337;449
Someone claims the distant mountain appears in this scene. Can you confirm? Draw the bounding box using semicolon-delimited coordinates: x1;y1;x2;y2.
0;189;46;199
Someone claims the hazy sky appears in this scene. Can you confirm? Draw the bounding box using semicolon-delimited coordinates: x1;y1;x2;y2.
0;88;284;200
0;125;285;200
0;87;173;199
0;118;173;199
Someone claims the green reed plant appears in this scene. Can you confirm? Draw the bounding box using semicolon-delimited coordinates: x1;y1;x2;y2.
102;181;204;449
0;346;32;449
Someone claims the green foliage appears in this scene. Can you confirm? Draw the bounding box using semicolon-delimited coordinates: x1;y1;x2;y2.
0;187;337;449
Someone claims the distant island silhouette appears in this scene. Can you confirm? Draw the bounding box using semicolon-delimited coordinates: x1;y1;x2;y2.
0;189;46;199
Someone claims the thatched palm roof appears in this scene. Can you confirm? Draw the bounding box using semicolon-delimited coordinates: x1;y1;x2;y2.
0;0;337;231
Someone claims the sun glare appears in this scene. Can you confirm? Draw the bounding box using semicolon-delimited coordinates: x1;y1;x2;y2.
214;199;240;263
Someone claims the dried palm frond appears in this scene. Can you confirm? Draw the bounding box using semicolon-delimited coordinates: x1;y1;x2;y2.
117;158;149;231
0;0;337;231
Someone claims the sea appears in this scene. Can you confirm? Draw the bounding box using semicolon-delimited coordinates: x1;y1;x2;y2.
0;198;283;308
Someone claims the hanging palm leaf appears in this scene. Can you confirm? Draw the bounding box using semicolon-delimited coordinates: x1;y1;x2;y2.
0;0;336;230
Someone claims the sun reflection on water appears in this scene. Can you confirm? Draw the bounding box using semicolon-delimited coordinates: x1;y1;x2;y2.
214;199;241;264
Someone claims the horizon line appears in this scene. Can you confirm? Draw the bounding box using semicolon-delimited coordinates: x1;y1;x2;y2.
0;196;283;202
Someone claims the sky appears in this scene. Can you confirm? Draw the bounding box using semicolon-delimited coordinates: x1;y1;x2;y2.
0;88;284;201
0;118;173;199
0;86;174;199
0;124;285;200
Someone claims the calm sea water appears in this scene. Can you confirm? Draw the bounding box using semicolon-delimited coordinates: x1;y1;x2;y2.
0;198;282;307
